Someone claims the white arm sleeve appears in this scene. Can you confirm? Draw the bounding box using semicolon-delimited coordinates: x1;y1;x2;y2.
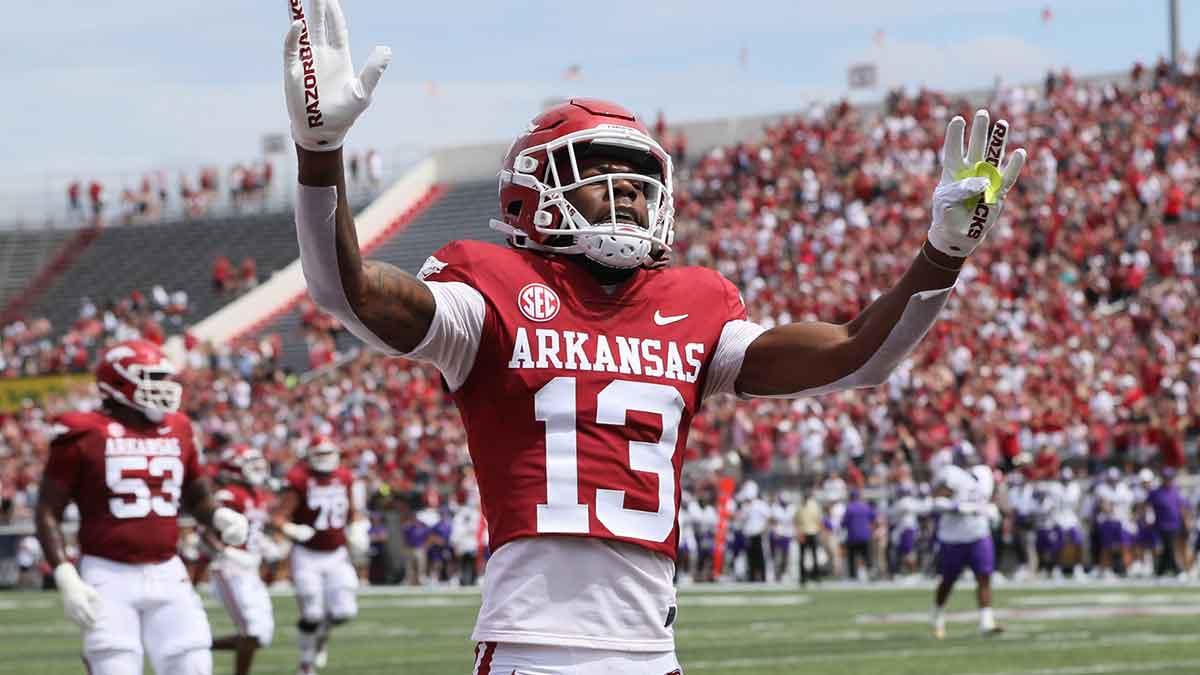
704;285;953;401
752;284;954;399
703;319;768;400
295;183;484;390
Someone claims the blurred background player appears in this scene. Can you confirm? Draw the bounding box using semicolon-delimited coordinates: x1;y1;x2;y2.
842;489;876;581
1054;468;1086;578
1146;468;1191;578
795;488;824;586
33;340;248;675
1094;468;1136;579
207;444;275;675
1032;482;1063;578
272;436;370;675
930;448;1003;639
889;484;925;580
770;492;795;582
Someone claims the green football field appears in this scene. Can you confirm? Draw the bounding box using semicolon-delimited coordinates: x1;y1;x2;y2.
5;582;1200;674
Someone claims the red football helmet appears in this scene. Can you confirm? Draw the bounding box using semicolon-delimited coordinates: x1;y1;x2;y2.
488;98;675;270
306;435;340;474
219;444;269;487
95;340;182;422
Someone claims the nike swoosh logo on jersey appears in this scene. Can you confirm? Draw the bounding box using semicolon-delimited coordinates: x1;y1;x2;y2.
158;426;172;435
653;310;689;325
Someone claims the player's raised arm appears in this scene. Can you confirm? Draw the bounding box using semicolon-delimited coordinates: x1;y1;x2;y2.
733;109;1025;398
285;0;435;354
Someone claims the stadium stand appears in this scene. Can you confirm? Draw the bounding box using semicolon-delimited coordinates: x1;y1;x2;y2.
1;66;1198;590
25;212;300;337
0;228;76;319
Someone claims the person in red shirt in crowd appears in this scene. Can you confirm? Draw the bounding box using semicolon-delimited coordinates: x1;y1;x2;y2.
272;437;369;675
213;255;233;293
241;257;258;289
67;181;81;212
87;180;104;219
34;340;248;675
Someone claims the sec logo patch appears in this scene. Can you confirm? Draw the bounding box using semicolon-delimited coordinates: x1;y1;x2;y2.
518;283;560;322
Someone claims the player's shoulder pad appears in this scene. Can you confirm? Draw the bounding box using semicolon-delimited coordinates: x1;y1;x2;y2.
284;463;309;487
161;411;193;429
418;240;505;283
665;265;746;315
49;411;107;441
418;239;535;288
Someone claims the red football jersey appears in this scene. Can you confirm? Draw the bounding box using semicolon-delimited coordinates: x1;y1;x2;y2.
214;482;272;555
44;410;202;564
286;464;354;551
423;240;746;559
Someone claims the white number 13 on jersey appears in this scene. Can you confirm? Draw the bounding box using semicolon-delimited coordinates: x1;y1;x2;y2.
535;377;684;543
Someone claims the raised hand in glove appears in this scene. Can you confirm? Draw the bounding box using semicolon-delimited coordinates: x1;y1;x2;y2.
283;0;391;151
927;109;1026;258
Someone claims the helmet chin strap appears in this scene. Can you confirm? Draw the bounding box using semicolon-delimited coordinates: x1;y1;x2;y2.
579;232;651;269
572;189;652;269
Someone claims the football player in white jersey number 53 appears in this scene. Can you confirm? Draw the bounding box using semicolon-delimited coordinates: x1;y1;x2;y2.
282;1;1026;671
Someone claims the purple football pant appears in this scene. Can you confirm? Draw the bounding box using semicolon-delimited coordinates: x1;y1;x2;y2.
1099;521;1131;551
1136;524;1159;548
1036;528;1062;558
938;537;995;585
895;528;917;557
1060;526;1083;547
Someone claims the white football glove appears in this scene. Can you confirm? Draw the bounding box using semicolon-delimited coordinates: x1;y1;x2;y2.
213;507;250;547
54;563;101;630
985;503;1002;526
927;109;1026;258
281;521;317;543
283;0;391;151
347;519;370;556
218;546;262;573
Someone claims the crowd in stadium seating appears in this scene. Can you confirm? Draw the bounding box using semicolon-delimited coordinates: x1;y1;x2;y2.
2;68;1199;590
671;68;1199;487
0;289;190;380
61;148;387;229
66;161;277;227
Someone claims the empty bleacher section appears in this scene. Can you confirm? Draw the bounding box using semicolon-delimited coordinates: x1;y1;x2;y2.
262;179;504;371
26;211;300;335
0;228;73;314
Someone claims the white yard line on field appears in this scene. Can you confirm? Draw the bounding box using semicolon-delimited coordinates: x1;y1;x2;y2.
857;604;1200;625
683;632;1200;671
1011;592;1200;606
968;659;1200;675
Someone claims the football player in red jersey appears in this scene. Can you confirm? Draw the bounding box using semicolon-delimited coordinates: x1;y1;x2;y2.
207;444;274;675
34;340;249;675
283;1;1025;670
272;436;370;675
